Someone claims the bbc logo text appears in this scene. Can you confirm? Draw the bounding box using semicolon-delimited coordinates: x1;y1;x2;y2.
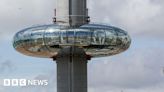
3;79;48;86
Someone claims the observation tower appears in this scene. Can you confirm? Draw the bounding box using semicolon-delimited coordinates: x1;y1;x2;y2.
13;0;131;92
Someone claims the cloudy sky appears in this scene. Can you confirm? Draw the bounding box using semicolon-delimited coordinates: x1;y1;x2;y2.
0;0;164;92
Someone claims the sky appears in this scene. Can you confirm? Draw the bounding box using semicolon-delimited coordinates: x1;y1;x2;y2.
0;0;164;92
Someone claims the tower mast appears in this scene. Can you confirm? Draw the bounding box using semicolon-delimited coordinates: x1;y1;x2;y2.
54;0;90;27
54;1;90;91
55;47;88;92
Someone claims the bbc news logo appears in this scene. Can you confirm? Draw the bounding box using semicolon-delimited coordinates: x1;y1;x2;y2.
3;79;48;86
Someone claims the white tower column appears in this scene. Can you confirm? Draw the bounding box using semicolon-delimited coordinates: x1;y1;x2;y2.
56;0;89;27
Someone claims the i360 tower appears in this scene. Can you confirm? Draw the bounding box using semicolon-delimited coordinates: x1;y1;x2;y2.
13;0;131;92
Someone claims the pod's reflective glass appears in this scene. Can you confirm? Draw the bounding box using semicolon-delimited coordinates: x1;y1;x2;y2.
13;24;131;58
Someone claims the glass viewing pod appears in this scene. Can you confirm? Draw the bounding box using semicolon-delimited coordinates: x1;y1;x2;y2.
13;24;131;58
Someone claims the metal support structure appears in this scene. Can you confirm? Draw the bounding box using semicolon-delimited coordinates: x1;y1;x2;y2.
55;47;88;92
54;0;90;27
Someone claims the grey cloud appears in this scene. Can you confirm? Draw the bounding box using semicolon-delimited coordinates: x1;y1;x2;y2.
89;0;164;37
0;60;16;73
0;0;56;38
0;31;3;36
88;39;164;90
0;32;5;41
0;0;164;39
88;83;164;92
0;87;6;92
19;71;56;92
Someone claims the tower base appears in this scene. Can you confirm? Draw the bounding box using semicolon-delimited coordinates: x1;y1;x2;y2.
56;47;88;92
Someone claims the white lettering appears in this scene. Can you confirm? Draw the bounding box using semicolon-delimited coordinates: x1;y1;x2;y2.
3;79;48;86
12;79;19;86
19;79;26;86
4;79;10;86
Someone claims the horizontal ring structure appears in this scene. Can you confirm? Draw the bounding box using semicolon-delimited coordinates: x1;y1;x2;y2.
13;24;131;58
